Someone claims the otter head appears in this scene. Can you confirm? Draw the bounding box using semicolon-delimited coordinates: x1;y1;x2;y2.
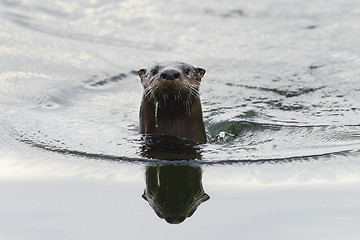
138;62;205;102
138;61;207;144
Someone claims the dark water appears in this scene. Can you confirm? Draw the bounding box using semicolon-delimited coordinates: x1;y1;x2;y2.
1;0;360;239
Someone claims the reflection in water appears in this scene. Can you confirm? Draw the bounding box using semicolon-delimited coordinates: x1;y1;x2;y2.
140;134;209;224
140;134;203;160
142;165;209;224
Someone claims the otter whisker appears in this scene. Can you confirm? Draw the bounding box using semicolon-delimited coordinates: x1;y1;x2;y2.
143;89;152;99
187;85;199;99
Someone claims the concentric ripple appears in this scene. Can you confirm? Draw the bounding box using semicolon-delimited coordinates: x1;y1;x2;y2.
1;0;360;165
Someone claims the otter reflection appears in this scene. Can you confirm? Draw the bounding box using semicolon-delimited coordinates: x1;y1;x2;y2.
140;134;209;224
140;134;202;160
143;165;209;224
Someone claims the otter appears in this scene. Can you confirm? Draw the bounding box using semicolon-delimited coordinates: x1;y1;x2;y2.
142;165;210;224
138;62;206;143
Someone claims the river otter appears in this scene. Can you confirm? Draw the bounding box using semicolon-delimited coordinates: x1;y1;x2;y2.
138;62;206;143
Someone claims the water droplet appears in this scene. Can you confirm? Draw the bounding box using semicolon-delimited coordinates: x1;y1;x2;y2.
155;101;159;128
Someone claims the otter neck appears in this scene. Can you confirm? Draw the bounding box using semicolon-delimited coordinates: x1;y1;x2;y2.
140;95;206;143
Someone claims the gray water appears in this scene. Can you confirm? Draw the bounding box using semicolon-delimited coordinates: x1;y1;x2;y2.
1;0;360;239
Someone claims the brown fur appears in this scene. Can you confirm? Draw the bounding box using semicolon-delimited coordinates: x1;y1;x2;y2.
138;62;206;143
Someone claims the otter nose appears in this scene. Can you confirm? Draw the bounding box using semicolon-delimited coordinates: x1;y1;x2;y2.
160;69;181;80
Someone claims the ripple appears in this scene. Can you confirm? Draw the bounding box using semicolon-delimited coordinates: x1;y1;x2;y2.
84;73;128;88
208;120;277;140
3;11;171;51
5;114;359;167
241;85;325;98
12;135;360;166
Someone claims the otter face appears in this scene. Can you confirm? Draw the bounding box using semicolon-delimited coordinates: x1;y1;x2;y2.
138;62;205;101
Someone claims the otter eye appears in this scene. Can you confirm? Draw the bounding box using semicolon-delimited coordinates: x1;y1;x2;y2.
184;68;190;75
151;68;158;75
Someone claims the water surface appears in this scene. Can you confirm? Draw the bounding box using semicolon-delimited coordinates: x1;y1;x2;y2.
1;0;360;239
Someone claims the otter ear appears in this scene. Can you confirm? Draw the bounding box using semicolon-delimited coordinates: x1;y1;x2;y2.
142;192;148;201
195;67;206;79
138;69;147;78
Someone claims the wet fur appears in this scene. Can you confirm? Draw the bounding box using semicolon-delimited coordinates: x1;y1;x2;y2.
139;62;206;143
